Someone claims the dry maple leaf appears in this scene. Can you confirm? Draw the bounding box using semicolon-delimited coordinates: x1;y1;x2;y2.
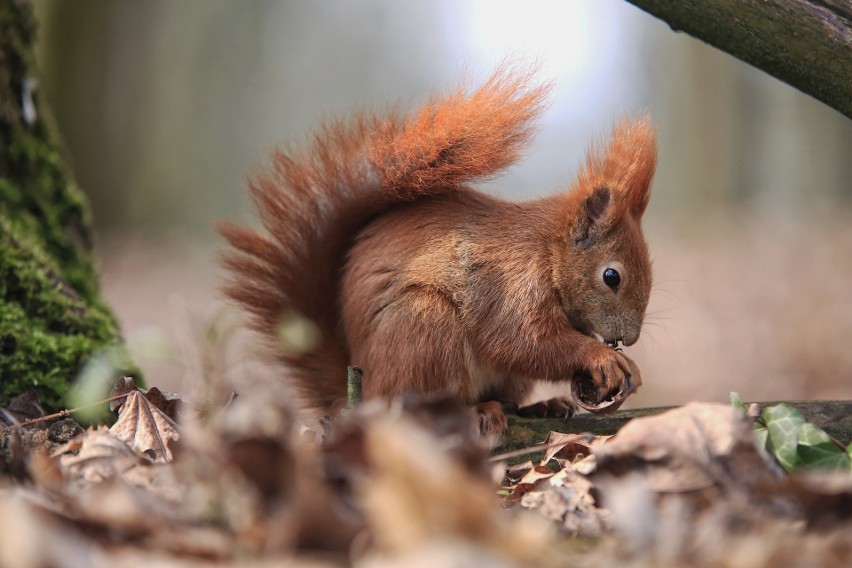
109;376;185;421
110;391;180;463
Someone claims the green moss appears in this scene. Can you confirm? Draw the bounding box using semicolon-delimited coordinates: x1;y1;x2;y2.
500;422;539;450
0;208;135;411
0;0;137;410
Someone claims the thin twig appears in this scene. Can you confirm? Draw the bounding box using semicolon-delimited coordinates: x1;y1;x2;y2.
2;393;131;431
489;438;587;463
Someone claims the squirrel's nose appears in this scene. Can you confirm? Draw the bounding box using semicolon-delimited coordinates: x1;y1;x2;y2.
621;328;640;346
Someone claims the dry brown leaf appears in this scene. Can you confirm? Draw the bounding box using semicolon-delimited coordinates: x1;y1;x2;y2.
786;470;852;527
501;464;558;504
28;448;65;491
59;427;141;483
108;376;142;412
501;432;606;506
592;402;784;493
68;472;188;538
589;402;801;550
540;431;597;466
504;460;533;483
0;491;102;568
144;386;184;421
48;418;84;445
360;540;526;568
356;410;555;566
1;391;51;480
517;464;557;487
0;390;45;425
173;383;363;556
109;377;185;421
0;428;27;479
110;391;180;462
519;468;607;537
50;433;85;458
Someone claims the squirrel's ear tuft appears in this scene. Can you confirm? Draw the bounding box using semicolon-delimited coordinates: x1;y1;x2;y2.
572;186;611;248
577;116;657;220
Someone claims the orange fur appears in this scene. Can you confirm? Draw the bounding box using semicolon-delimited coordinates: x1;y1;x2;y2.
220;65;657;426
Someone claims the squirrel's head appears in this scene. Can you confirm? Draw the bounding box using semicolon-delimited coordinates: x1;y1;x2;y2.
554;117;657;347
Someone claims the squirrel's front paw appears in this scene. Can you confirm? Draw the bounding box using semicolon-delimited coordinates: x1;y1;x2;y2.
472;400;508;438
572;345;641;413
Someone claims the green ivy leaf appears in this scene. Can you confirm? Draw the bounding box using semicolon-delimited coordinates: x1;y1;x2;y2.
796;423;851;470
754;422;769;450
762;404;806;472
732;394;852;474
730;392;747;413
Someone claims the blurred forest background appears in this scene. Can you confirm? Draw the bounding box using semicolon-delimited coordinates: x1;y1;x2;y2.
31;0;852;407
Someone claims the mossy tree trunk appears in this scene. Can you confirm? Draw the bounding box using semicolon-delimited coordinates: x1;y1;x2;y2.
0;0;134;410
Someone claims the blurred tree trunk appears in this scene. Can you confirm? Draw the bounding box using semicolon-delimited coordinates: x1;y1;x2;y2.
626;0;852;119
0;0;135;410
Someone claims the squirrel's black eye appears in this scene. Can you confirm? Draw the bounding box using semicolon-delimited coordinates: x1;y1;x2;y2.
603;268;620;290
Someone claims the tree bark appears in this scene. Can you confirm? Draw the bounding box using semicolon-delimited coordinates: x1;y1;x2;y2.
0;0;135;410
625;0;852;119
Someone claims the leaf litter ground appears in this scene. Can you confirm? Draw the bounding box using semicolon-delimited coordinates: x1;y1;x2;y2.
1;379;851;567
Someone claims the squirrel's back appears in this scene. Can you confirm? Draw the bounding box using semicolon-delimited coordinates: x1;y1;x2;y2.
219;64;550;413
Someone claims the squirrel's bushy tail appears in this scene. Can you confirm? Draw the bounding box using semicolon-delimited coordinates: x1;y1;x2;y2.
219;64;549;413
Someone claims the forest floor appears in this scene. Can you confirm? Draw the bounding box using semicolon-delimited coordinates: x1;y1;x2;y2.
1;370;851;568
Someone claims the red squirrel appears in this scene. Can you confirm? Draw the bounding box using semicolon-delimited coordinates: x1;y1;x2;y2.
220;65;657;434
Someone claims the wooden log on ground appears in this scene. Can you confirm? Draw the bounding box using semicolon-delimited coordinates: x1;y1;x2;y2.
497;400;852;456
